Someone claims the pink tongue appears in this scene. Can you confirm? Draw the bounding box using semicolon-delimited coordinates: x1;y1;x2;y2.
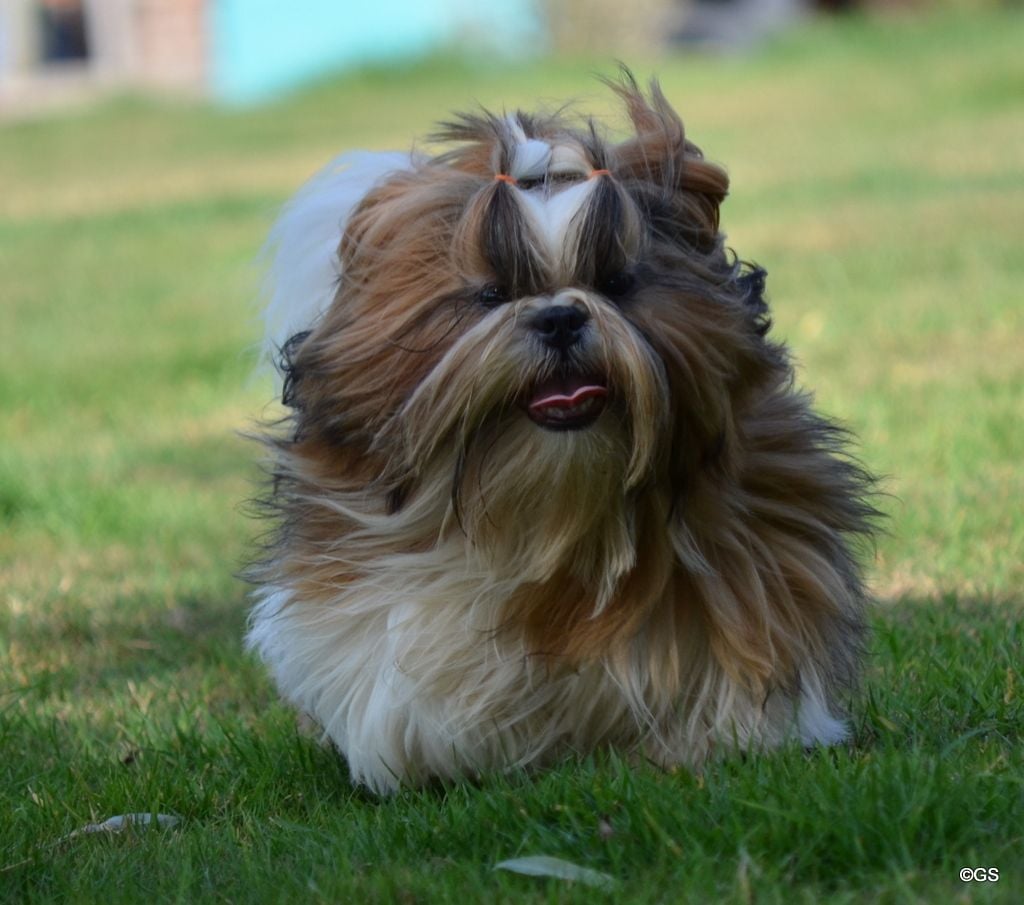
529;378;608;413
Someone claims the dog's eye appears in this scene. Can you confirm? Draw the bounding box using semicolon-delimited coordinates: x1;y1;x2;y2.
478;284;511;308
597;270;636;300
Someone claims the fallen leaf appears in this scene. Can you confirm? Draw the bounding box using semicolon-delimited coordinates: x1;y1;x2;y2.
494;855;616;890
57;813;180;844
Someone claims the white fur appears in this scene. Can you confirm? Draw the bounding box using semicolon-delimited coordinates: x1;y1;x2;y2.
513;147;599;268
517;179;598;268
247;557;847;794
795;677;850;746
504;127;599;268
510;137;552;180
260;150;417;370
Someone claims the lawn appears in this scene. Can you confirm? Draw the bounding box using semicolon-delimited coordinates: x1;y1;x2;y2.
1;9;1022;903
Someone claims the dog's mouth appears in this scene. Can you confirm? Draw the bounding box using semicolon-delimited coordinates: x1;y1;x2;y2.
526;374;608;431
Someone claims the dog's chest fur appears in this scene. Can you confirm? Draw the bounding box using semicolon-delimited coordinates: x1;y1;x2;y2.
249;536;846;793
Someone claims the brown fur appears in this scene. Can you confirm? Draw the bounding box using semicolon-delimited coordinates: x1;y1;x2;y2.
249;71;878;791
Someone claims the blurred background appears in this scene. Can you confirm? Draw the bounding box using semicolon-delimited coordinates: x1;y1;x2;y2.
0;0;1001;109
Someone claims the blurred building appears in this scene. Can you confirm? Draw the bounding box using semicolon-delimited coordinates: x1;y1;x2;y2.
0;0;540;110
0;0;833;113
0;0;206;110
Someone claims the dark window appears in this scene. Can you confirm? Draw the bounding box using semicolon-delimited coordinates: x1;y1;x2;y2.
38;0;89;63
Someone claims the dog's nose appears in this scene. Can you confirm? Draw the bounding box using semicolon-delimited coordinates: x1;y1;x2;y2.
531;305;589;350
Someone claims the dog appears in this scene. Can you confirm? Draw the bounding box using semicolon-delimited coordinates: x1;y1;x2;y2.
247;73;877;794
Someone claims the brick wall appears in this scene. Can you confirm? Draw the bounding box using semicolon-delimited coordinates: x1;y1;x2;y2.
133;0;206;89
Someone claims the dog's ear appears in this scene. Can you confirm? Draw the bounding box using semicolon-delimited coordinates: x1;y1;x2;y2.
606;70;728;251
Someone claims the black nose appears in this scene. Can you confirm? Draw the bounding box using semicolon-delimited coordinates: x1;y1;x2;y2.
531;306;589;350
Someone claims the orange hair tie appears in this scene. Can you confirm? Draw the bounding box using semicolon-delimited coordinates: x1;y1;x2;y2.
589;169;611;179
494;173;518;185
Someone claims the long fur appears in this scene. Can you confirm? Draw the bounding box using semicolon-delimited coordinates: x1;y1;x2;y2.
262;150;418;368
247;73;878;794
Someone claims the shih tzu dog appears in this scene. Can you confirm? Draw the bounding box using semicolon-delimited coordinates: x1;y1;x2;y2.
247;73;876;794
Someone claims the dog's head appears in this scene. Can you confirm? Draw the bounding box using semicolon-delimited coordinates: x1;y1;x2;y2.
269;74;780;656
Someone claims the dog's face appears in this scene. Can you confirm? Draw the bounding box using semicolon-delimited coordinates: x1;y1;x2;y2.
277;80;777;657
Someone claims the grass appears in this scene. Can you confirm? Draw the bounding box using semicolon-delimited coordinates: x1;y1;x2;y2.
1;8;1022;902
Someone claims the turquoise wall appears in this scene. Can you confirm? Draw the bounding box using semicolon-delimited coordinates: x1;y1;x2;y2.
210;0;542;104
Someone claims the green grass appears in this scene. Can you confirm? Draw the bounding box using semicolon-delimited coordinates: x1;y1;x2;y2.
2;9;1022;902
